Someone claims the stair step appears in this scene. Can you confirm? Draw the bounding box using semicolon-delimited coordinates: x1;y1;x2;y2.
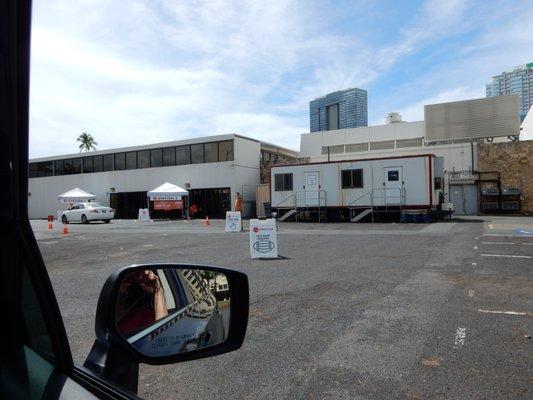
350;208;372;222
278;209;296;222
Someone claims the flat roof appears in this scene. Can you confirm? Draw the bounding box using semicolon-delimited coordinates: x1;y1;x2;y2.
311;87;366;101
30;133;298;162
301;120;424;136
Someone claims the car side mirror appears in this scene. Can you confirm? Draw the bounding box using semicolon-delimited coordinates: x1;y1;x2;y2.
83;264;249;394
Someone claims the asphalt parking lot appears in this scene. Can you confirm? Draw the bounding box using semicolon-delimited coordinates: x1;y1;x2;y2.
33;217;533;399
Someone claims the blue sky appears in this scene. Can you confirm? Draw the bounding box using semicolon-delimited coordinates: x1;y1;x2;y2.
29;0;533;157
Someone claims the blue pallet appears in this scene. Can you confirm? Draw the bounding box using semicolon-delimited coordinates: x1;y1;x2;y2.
401;212;431;223
400;214;415;223
415;214;432;223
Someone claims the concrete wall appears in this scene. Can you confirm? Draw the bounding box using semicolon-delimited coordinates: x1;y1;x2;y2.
300;121;425;155
478;140;533;213
299;122;475;173
28;136;261;219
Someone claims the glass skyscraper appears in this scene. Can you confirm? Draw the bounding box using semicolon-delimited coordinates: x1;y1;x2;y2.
309;88;368;132
486;62;533;121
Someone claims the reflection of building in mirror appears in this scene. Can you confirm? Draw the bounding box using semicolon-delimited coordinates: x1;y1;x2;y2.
209;274;230;301
115;268;229;357
180;269;218;319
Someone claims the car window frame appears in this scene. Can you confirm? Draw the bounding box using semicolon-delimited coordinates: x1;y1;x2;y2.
1;1;140;398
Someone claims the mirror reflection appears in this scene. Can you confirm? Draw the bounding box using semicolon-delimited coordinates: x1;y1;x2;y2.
116;268;230;357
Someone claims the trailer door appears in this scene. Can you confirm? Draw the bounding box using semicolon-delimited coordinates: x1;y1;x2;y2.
304;171;320;206
384;167;403;205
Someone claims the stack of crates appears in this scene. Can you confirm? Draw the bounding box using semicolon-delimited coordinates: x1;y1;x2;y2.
400;210;432;223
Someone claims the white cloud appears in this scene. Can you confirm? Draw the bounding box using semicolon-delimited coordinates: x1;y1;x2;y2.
212;112;306;151
383;86;485;124
29;0;531;158
30;0;349;157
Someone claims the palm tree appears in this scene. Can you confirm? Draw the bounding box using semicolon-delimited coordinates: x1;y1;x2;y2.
77;132;98;152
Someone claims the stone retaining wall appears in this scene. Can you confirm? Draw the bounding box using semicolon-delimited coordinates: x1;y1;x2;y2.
478;140;533;213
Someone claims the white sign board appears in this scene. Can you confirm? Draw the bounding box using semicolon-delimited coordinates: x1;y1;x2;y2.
138;208;150;222
249;219;278;259
149;195;182;200
225;211;242;232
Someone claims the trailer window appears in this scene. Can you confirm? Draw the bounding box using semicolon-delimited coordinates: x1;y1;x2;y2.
341;169;363;188
387;170;399;181
274;173;293;191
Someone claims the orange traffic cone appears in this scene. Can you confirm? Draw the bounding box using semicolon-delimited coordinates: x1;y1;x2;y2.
62;223;69;235
48;221;53;230
204;216;210;226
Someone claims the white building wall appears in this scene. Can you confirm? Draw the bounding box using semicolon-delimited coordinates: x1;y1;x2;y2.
299;121;475;173
28;136;261;219
271;156;436;208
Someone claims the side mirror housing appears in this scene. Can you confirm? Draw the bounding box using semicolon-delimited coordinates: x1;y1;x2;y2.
83;263;249;393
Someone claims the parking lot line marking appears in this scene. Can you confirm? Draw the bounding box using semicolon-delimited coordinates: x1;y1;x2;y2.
478;309;528;316
480;241;515;245
484;233;533;238
480;253;533;259
468;290;475;297
454;327;466;346
142;244;154;247
523;243;533;246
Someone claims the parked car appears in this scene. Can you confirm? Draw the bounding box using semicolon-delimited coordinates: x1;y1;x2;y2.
61;202;114;224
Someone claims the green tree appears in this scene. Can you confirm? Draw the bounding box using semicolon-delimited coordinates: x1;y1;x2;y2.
77;132;98;152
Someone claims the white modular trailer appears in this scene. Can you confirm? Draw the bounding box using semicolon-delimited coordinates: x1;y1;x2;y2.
270;154;444;211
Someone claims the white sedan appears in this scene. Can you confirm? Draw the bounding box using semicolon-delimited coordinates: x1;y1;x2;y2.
60;202;114;224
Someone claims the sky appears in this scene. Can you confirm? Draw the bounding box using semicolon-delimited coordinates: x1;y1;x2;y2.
29;0;533;158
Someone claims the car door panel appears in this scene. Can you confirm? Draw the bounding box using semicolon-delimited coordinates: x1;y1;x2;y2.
0;1;136;398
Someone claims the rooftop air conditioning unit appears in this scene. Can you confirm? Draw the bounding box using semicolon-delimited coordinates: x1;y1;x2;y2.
386;112;402;124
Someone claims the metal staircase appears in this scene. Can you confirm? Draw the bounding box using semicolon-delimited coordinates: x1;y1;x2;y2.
347;191;373;222
273;190;327;222
278;209;296;221
347;188;406;222
350;208;373;222
273;187;406;223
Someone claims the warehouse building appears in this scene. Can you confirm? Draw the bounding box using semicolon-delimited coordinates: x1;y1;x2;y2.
28;134;297;219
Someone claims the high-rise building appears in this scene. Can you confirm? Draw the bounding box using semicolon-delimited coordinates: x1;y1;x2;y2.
309;88;367;132
486;62;533;121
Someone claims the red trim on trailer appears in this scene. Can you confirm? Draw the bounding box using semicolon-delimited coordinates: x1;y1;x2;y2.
428;155;433;206
271;153;437;169
268;164;272;208
273;205;433;210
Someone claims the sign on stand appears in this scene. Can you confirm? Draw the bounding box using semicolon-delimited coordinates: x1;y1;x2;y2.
138;208;150;222
249;219;278;259
225;211;242;232
153;200;183;210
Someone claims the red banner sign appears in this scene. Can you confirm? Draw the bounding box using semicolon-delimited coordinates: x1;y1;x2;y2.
153;200;183;210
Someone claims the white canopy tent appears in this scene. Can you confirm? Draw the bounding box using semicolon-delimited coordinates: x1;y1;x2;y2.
58;187;96;204
147;182;188;200
147;182;189;219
